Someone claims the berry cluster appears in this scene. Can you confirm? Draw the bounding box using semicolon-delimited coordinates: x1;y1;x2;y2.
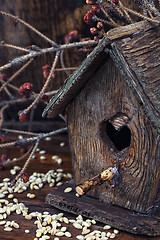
18;110;28;122
42;65;55;79
18;82;33;99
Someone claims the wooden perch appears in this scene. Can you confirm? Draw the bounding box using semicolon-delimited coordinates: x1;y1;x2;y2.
76;167;119;196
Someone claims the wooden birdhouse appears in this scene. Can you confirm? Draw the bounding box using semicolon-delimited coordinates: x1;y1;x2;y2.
43;20;160;236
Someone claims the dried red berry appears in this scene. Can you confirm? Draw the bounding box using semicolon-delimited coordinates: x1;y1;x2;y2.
1;154;7;162
42;64;51;70
81;38;92;49
42;65;55;79
97;21;104;30
19;82;33;98
0;134;5;142
0;154;7;170
84;10;95;24
12;18;18;27
18;111;28;122
111;0;119;4
65;30;79;43
0;73;7;81
90;27;98;35
20;172;29;183
86;0;98;4
41;93;49;102
92;5;101;13
94;36;99;42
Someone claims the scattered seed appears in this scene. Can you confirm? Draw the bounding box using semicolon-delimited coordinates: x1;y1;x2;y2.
64;187;72;193
0;208;6;214
10;169;16;175
0;221;6;225
106;232;111;238
0;194;5;199
63;217;69;224
45;137;51;141
55;231;64;236
4;227;12;231
3;178;10;182
110;233;116;238
40;156;46;160
76;235;84;240
13;222;19;229
29;194;36;199
13;198;18;204
57;159;62;164
56;182;63;187
25;229;30;233
14;166;21;171
8;194;14;199
60;142;65;147
114;229;119;234
73;223;82;229
65;231;72;237
25;215;32;220
61;226;67;232
103;225;111;230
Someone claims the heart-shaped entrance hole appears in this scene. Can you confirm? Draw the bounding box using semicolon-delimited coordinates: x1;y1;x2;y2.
106;121;131;151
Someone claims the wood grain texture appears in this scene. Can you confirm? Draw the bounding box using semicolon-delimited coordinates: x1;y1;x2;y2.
109;26;160;132
67;57;160;213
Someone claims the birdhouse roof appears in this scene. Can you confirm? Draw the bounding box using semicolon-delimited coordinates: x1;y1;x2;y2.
42;19;160;132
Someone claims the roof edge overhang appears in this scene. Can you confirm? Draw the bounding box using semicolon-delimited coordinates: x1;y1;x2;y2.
42;18;160;132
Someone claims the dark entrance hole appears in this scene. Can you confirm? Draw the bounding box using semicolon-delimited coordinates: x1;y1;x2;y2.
106;121;131;151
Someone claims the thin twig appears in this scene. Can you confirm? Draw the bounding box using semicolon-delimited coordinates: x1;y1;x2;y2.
3;86;14;99
0;127;67;148
25;51;60;113
55;67;77;72
0;58;34;93
119;5;159;23
0;42;31;53
95;16;117;27
1;128;39;136
59;114;67;123
99;3;119;27
28;104;36;132
5;145;33;166
119;0;133;23
0;79;19;92
0;40;96;71
0;11;58;47
0;104;8;128
0;89;58;108
20;139;40;174
60;50;70;76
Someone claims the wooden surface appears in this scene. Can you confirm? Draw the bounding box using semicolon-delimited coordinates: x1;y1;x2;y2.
0;131;159;239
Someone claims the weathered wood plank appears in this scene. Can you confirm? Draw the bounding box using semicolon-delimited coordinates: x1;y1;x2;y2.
46;180;160;236
110;27;160;131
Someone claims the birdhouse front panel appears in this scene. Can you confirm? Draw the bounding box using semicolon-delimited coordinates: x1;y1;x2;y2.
67;55;160;213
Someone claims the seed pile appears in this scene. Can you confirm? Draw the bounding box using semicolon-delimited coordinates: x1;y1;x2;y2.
0;145;119;239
